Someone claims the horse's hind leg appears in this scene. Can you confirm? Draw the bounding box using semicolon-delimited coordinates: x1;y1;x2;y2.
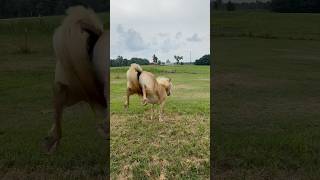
124;88;133;110
142;85;148;105
96;84;109;140
43;82;67;154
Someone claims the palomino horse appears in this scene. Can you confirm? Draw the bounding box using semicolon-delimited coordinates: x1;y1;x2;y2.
43;6;109;153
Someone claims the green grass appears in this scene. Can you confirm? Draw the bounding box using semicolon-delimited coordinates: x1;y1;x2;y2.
213;11;320;179
0;13;109;179
110;65;210;179
213;11;320;40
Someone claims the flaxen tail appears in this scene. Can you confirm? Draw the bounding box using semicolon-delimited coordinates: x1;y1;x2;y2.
53;6;105;107
130;63;143;81
130;63;143;73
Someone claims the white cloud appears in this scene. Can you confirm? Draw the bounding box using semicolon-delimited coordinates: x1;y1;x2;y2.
159;37;184;53
111;0;210;62
116;25;149;51
158;33;170;37
186;33;202;42
175;32;182;39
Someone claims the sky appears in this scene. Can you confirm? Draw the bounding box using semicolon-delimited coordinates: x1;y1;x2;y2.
222;0;270;2
111;0;210;63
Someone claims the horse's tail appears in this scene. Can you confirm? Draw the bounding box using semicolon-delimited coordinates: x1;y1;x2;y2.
53;6;106;107
130;63;143;80
130;63;143;73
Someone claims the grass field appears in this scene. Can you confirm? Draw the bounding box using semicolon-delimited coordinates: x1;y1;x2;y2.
0;13;109;179
110;65;210;179
213;11;320;179
212;11;320;40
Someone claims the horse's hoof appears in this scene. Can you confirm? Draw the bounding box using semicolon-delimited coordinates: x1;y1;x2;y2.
142;98;149;105
42;136;59;154
97;123;109;140
142;100;148;106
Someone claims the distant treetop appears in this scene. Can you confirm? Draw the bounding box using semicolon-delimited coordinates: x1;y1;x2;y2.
0;0;109;19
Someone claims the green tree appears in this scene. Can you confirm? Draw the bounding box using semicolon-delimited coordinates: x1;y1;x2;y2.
194;54;210;65
174;55;183;65
152;54;158;64
226;1;236;11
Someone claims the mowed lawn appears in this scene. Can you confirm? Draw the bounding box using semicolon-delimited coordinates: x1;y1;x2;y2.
110;65;210;179
0;14;109;179
213;11;320;179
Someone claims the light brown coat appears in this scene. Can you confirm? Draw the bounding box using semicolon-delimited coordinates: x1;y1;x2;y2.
125;64;172;121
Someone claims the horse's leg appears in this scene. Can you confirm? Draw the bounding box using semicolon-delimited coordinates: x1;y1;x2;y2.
124;88;132;110
96;84;109;139
142;85;148;105
96;107;109;140
151;104;155;120
159;101;165;122
43;82;68;153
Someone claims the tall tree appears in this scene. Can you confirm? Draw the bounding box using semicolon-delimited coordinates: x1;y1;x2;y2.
174;55;183;64
152;54;158;64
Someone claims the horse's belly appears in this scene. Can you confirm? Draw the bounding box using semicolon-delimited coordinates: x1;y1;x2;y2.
147;94;159;104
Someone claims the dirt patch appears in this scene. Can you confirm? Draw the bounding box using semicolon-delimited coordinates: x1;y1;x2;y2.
117;162;138;180
182;156;209;169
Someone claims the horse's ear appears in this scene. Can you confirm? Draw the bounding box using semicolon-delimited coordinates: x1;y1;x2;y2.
168;78;171;82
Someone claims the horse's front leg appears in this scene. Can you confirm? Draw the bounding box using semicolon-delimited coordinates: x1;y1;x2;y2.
159;101;165;122
97;107;109;140
97;85;109;140
43;83;67;154
150;104;155;120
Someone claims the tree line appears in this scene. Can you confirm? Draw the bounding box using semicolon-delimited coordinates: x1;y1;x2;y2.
111;54;210;67
271;0;320;13
194;55;210;65
211;0;320;12
211;0;271;11
0;0;109;18
111;56;150;67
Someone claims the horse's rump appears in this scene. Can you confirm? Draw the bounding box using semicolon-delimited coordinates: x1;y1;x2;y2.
53;6;107;108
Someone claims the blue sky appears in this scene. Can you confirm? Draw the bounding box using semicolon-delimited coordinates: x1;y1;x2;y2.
111;0;210;62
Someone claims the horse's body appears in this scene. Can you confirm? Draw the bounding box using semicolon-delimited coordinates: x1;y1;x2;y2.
44;6;109;153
